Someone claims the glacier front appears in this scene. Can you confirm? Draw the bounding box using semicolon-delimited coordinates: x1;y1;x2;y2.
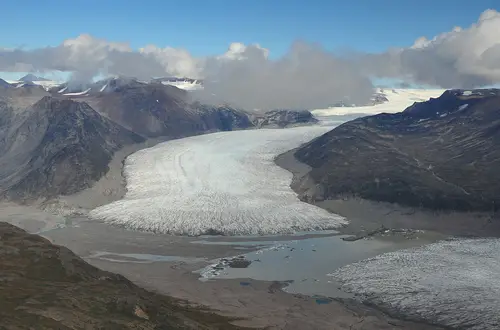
329;238;500;329
90;126;346;235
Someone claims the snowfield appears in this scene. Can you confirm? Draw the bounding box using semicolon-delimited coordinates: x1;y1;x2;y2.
90;126;346;235
161;80;203;91
312;88;445;116
329;238;500;329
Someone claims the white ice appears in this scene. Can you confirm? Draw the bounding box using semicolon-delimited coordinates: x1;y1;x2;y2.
63;88;91;96
90;126;347;236
161;80;203;91
458;103;469;111
312;88;445;116
329;238;500;329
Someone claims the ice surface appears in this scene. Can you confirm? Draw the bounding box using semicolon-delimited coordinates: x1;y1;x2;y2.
329;238;500;329
312;88;445;116
161;80;203;91
90;126;347;235
63;88;91;96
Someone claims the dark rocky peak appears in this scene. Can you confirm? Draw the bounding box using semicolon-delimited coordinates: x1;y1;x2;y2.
101;76;146;91
372;93;389;105
1;96;144;200
19;73;49;82
0;78;12;88
252;109;318;128
33;96;94;115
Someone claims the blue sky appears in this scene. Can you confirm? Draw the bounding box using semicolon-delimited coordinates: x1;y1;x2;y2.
1;0;498;57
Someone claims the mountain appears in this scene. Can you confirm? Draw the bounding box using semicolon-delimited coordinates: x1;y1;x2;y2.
0;96;144;201
83;78;253;137
251;109;319;128
0;78;12;88
0;222;240;329
19;73;50;82
294;89;500;212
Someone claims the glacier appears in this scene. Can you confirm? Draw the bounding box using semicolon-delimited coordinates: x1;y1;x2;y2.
90;126;347;235
329;238;500;329
312;88;445;116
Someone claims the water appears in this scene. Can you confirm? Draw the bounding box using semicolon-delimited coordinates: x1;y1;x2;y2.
87;251;207;264
197;233;434;298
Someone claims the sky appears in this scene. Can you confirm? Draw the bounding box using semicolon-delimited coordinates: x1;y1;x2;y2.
1;0;498;56
1;1;500;109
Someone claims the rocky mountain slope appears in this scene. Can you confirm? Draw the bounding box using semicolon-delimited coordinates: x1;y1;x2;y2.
0;78;12;88
0;96;144;201
0;222;241;329
83;79;253;137
294;89;500;212
250;109;318;128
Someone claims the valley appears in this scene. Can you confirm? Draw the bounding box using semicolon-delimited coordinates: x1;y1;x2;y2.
1;81;499;329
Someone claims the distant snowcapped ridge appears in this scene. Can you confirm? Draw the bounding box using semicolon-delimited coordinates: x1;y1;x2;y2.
4;75;204;94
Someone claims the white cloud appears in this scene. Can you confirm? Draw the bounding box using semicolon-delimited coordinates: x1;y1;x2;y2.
139;45;202;78
365;9;500;87
1;9;500;108
218;42;270;60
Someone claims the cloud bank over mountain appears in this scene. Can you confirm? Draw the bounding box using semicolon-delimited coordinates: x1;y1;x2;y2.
1;9;499;109
361;9;500;88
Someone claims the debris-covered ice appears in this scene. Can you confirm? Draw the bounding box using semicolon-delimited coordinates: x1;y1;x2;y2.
329;238;500;329
90;127;346;235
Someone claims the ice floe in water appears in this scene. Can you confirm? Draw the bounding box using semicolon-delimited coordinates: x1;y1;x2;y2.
329;238;500;329
90;126;346;235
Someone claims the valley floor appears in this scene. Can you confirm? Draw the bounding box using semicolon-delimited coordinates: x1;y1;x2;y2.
37;216;441;330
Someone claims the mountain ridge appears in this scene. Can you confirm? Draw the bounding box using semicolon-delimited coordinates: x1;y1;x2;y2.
293;89;500;212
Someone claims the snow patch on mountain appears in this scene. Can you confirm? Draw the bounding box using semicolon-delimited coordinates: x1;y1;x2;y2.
63;88;91;96
89;126;346;235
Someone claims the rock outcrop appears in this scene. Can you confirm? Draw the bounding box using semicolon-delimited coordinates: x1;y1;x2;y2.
251;109;318;128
